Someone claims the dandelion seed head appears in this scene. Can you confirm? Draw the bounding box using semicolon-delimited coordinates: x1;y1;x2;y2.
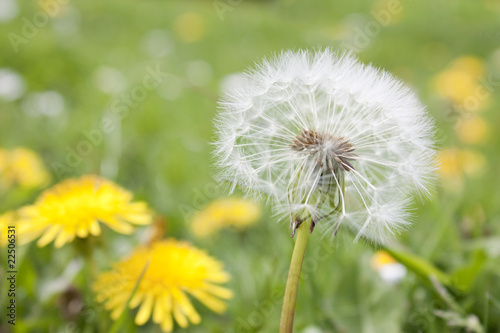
214;49;436;243
291;129;356;173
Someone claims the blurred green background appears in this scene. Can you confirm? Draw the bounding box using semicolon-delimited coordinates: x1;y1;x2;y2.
1;0;500;332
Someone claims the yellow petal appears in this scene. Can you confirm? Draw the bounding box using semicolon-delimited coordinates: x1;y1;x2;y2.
19;229;44;245
188;289;227;314
172;305;188;328
104;293;129;310
36;225;61;247
161;314;173;332
130;291;145;309
66;232;75;244
111;304;126;320
153;296;165;323
162;293;172;313
135;293;154;325
89;220;101;235
54;229;72;248
123;213;152;225
205;271;231;283
103;218;134;234
204;284;233;300
76;224;89;238
171;289;200;324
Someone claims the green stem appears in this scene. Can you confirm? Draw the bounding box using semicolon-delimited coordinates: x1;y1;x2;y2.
381;245;451;287
280;222;310;333
74;237;105;331
80;239;100;330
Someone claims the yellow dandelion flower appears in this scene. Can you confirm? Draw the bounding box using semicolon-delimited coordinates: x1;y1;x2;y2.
438;148;486;191
370;250;397;270
0;211;16;247
94;239;233;332
190;198;261;238
0;147;50;190
17;175;152;248
455;115;490;144
434;68;476;104
438;149;463;180
433;56;488;112
460;149;487;176
452;56;484;78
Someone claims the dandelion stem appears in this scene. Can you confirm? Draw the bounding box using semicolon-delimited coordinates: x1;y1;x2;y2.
78;238;101;330
280;221;311;332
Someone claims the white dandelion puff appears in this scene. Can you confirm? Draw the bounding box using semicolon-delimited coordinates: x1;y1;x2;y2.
213;49;436;243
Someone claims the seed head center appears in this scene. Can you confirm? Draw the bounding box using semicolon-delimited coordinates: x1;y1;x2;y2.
291;129;356;172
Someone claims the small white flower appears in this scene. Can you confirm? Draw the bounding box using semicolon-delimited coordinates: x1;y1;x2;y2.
378;263;407;283
213;49;436;243
371;251;407;283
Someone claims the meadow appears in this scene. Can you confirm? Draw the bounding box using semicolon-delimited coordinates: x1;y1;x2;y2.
1;0;500;332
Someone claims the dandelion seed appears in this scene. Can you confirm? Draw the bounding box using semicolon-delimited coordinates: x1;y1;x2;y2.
17;175;152;248
93;239;233;332
214;49;436;243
